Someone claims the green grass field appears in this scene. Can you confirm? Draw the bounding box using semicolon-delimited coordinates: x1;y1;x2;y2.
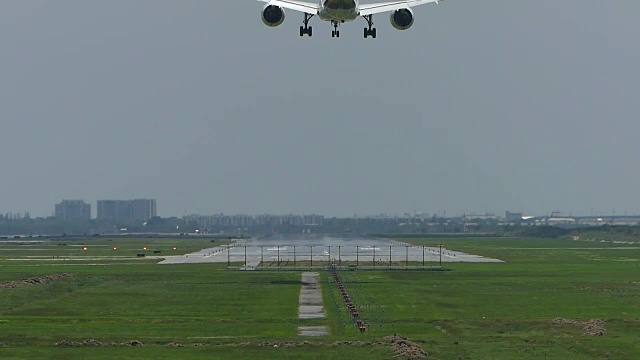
1;236;639;359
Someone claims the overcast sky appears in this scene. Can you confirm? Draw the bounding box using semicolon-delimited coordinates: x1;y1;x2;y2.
1;1;639;218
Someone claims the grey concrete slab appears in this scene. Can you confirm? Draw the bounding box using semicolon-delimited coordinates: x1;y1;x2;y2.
298;272;327;336
298;272;325;320
298;326;328;336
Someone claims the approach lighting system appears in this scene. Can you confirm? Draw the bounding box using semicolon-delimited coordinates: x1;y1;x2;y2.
113;247;117;251
83;246;88;251
143;246;147;251
173;247;177;250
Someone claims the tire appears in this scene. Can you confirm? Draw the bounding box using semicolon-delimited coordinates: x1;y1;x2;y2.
308;26;313;37
372;28;377;39
364;28;368;38
300;26;304;37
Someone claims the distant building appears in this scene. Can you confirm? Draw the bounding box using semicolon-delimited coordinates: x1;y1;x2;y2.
546;217;576;226
55;200;91;220
505;211;524;222
184;213;324;228
97;199;156;222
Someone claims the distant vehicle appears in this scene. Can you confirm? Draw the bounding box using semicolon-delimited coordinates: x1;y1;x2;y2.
257;0;447;38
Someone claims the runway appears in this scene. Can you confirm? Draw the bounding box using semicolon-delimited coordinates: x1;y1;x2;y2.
158;235;503;266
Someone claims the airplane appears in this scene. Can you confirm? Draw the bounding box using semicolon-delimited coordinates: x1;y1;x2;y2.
257;0;447;38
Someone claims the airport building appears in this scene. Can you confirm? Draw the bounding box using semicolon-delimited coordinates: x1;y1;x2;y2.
97;199;156;222
54;200;91;220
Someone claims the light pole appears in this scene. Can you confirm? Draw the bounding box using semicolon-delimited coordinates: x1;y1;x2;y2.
293;245;297;268
244;245;247;268
277;245;280;267
338;245;342;266
373;246;376;270
227;245;230;269
438;244;443;267
422;245;425;267
356;245;359;267
261;246;264;268
310;245;314;268
328;245;332;266
405;245;409;267
389;245;392;268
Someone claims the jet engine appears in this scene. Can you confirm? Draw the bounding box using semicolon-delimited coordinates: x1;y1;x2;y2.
261;5;285;27
390;8;414;30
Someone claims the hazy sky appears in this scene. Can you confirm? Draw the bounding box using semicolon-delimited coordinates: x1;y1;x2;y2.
1;1;639;218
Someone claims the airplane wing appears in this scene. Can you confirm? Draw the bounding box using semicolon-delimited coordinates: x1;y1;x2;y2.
359;0;444;16
257;0;319;14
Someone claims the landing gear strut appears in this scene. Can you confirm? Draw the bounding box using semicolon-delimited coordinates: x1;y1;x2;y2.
363;15;377;39
300;13;314;37
331;21;341;38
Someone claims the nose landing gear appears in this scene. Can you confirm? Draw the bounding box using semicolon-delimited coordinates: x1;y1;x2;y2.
331;21;341;38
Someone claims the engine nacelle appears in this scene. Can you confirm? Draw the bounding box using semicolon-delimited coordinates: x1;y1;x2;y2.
261;5;285;27
390;8;414;30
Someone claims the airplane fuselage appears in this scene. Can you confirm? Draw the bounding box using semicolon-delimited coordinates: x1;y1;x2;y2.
318;0;360;21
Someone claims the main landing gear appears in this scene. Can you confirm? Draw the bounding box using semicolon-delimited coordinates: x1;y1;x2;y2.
300;13;314;37
363;15;377;39
331;21;342;38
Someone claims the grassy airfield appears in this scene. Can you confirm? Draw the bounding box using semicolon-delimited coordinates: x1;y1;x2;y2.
1;236;639;359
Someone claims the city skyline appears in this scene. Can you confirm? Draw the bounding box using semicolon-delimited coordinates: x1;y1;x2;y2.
3;199;639;220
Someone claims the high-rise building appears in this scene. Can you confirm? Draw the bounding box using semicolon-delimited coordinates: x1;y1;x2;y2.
55;200;91;220
130;199;157;221
97;199;156;222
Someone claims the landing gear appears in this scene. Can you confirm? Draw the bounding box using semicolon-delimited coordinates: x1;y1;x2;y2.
362;15;377;39
331;21;340;38
300;13;314;37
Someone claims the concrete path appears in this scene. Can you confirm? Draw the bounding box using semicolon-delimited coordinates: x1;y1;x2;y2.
298;272;327;336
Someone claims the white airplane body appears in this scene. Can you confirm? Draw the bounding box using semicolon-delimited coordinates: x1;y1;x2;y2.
258;0;447;38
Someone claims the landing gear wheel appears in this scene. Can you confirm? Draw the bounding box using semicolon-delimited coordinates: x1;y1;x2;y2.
308;26;313;37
